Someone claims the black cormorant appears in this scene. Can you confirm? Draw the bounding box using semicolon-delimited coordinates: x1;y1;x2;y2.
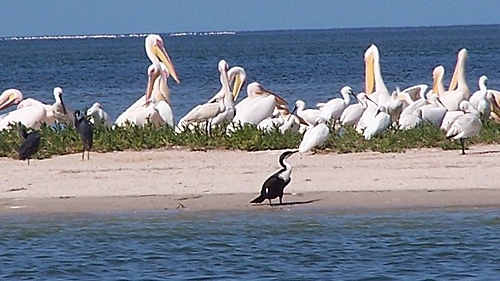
250;149;298;205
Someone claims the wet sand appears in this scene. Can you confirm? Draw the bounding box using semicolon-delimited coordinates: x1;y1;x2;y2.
1;144;500;214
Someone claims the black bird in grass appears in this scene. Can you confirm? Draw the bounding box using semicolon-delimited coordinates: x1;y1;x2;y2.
74;110;93;160
17;127;41;165
250;149;298;206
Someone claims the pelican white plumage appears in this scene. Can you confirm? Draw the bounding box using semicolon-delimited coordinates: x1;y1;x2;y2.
363;105;391;140
446;100;482;155
0;105;48;130
209;65;246;127
0;89;23;111
318;86;356;124
298;117;329;154
431;65;446;96
86;102;112;128
115;34;179;127
143;34;180;103
177;60;230;133
440;49;470;111
232;82;288;126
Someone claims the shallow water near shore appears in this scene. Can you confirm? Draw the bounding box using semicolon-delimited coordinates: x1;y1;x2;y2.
2;207;499;280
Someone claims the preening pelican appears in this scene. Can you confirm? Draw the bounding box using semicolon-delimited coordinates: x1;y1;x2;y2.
318;86;356;124
86;102;112;128
298;117;330;154
143;34;180;103
363;105;391;140
232;82;288;126
0;104;47;130
446;100;481;155
0;89;23;111
440;49;470;111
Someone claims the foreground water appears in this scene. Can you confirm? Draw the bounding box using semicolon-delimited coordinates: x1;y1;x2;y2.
2;207;499;280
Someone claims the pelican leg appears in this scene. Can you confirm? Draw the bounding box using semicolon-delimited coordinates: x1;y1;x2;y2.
460;138;465;155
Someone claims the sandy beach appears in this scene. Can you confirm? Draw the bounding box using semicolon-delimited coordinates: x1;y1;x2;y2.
1;144;500;214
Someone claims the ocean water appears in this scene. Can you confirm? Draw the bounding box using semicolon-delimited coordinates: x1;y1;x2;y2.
1;208;499;280
2;26;500;279
2;25;500;122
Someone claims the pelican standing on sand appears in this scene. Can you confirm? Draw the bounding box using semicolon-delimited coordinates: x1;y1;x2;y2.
250;149;298;206
115;34;180;127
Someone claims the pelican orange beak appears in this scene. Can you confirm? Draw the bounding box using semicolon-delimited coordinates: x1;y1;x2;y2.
232;73;244;102
0;92;20;110
153;44;180;85
365;52;374;96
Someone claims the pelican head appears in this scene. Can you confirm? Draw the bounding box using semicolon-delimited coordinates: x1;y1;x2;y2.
144;34;180;101
228;66;246;102
448;48;468;91
53;87;67;115
432;65;445;95
247;82;288;107
364;44;379;95
0;89;23;110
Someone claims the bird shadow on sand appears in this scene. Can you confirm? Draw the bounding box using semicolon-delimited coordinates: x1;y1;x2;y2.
252;199;321;207
468;149;500;155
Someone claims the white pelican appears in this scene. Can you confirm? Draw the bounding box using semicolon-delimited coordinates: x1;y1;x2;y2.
298;117;329;154
364;44;390;106
440;49;470;111
209;65;246;127
486;90;500;123
340;92;375;127
431;65;446;96
363;105;391;140
318;86;356;125
143;34;180;103
0;89;23;111
232;82;288;126
177;60;230;133
446;100;481;155
86;102;112;128
0;105;47;130
115;34;179;127
14;87;71;126
293;100;320;126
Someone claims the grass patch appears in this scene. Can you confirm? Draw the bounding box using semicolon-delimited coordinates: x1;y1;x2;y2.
1;121;499;160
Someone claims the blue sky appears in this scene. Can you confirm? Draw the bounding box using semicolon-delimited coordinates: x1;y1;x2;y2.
1;0;499;37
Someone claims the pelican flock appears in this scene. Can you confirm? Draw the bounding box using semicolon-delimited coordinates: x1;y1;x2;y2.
2;34;498;166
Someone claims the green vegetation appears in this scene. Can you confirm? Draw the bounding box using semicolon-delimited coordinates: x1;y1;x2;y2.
1;121;499;160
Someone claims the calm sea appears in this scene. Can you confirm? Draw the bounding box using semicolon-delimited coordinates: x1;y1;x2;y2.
1;25;500;121
1;208;499;280
2;26;500;279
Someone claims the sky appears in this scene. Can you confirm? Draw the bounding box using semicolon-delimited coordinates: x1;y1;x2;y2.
1;0;500;37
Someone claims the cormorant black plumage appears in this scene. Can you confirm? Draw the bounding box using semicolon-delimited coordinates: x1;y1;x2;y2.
250;149;298;205
74;110;93;160
17;127;41;165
